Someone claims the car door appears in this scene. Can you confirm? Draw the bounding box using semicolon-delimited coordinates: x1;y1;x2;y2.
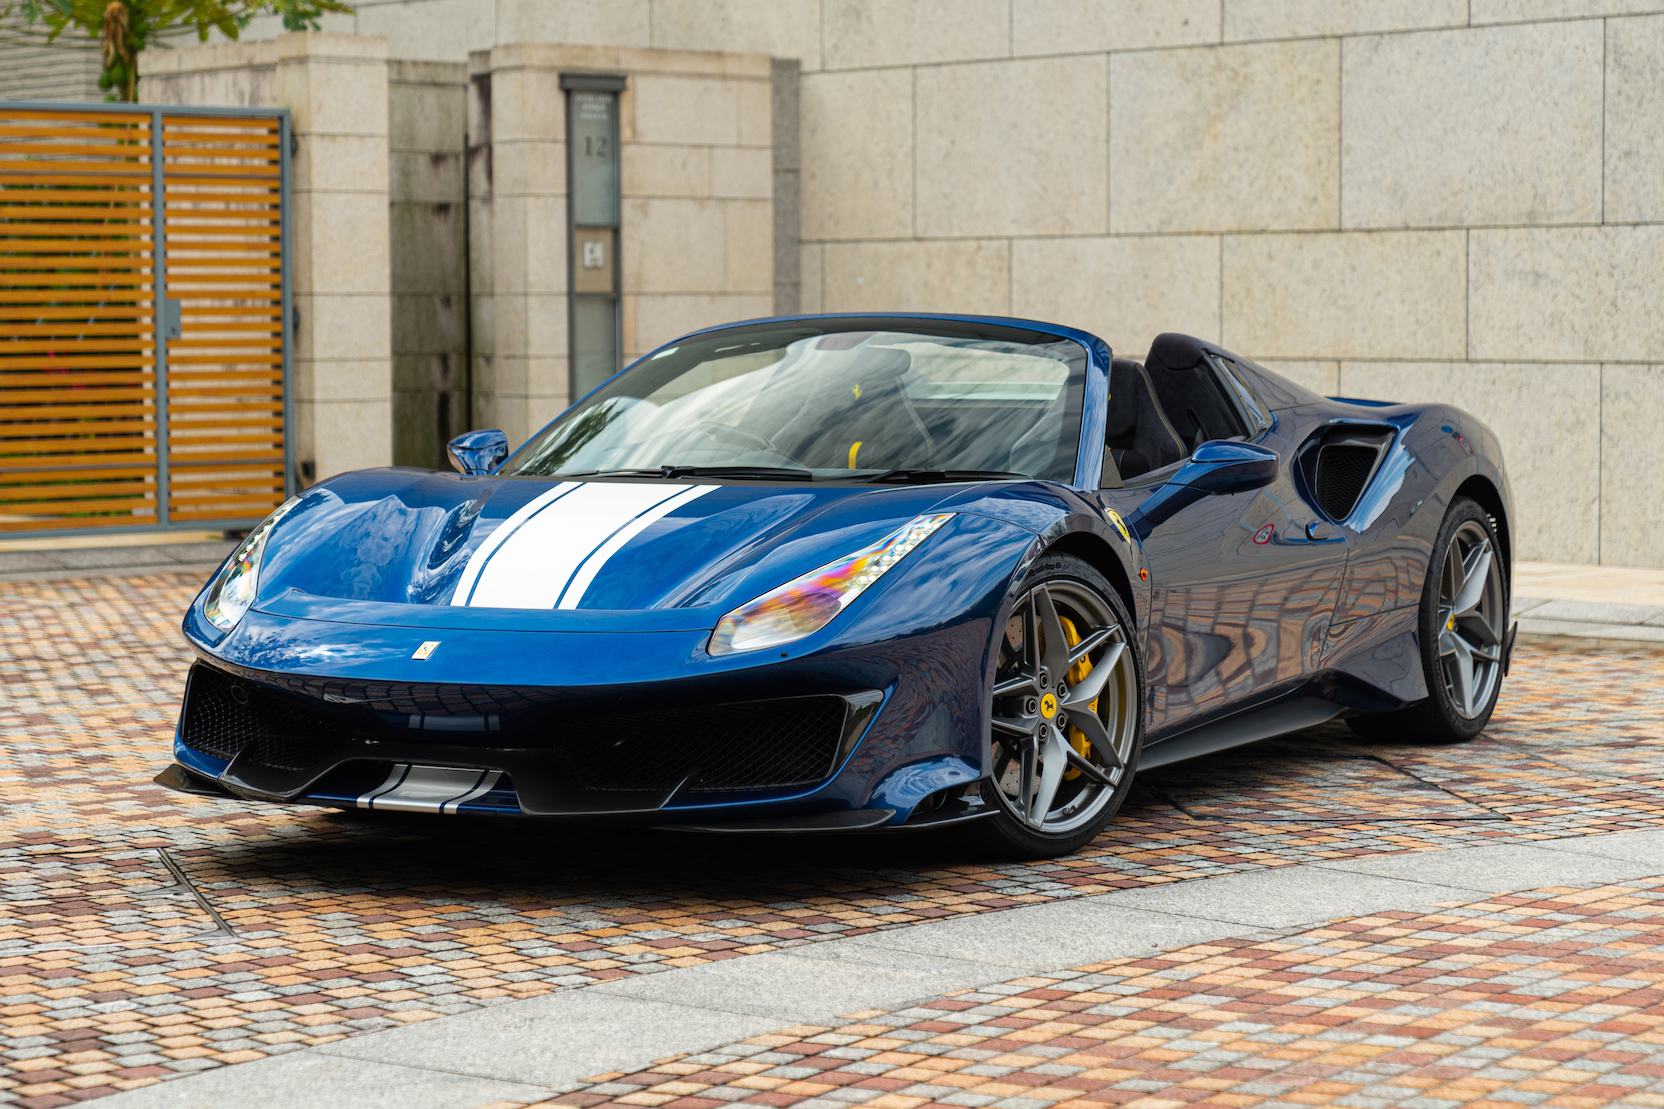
1098;354;1347;739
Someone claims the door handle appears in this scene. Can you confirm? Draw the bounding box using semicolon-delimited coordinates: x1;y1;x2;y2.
1284;521;1339;542
1306;521;1343;542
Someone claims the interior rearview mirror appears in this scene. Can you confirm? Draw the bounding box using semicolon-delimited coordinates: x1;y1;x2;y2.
1125;440;1279;539
447;429;509;476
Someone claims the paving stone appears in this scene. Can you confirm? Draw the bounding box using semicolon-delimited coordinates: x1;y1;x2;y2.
149;543;237;566
535;883;1664;1109
0;552;60;573
1526;599;1664;626
3;575;1664;1104
44;548;180;570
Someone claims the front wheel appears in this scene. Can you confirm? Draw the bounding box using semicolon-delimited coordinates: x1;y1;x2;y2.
1348;495;1508;743
970;553;1143;859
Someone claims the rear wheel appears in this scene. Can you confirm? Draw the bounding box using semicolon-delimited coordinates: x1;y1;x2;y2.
1348;496;1508;743
970;554;1142;859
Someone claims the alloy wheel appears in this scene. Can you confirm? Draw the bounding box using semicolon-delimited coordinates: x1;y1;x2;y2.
988;579;1138;835
1437;520;1505;719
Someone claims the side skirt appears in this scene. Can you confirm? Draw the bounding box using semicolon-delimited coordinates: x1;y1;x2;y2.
1140;697;1344;771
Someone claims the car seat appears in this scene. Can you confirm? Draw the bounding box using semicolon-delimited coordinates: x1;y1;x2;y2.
769;347;934;470
1145;333;1249;451
1106;358;1185;480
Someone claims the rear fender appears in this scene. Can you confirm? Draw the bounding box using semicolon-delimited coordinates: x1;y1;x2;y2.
1332;406;1509;625
1393;407;1513;581
1321;404;1512;705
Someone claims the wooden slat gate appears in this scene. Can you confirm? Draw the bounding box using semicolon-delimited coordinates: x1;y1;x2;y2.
0;101;291;535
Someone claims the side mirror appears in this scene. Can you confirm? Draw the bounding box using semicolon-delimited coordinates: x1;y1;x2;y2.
1125;440;1278;539
447;429;509;476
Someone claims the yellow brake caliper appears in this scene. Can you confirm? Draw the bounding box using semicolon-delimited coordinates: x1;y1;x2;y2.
1058;617;1098;779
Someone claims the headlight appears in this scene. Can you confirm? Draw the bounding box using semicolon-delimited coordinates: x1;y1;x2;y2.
709;514;953;656
202;496;299;632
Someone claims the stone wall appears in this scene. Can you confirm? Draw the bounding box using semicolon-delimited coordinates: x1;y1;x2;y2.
466;43;772;446
49;2;1663;566
776;3;1664;567
389;60;469;469
142;33;393;487
770;57;800;316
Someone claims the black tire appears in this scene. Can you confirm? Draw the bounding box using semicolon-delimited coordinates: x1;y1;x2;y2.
1347;496;1508;744
969;553;1144;859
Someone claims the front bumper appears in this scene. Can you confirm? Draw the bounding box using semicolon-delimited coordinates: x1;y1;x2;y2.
167;658;892;818
169;509;1037;825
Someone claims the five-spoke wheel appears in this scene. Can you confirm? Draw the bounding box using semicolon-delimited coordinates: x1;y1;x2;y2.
1348;496;1509;743
1436;519;1506;719
975;554;1141;857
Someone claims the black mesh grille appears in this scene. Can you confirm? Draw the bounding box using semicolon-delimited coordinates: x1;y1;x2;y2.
180;664;353;771
1315;444;1379;521
557;697;847;794
180;663;851;797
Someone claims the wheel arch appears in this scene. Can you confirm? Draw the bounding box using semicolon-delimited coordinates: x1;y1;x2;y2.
1046;530;1137;625
1454;474;1511;587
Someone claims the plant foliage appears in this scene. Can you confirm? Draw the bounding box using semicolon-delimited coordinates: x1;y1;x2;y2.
2;0;355;100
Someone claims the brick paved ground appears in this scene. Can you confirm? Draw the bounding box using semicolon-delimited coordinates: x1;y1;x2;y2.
536;880;1664;1109
3;573;1664;1105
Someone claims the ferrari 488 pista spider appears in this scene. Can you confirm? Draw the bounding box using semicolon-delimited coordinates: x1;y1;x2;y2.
157;314;1517;857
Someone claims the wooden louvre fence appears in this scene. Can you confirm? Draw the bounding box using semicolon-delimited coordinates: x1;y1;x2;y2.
0;101;291;535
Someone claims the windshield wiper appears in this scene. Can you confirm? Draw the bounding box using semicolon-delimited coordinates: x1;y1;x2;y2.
659;465;814;481
549;468;662;479
552;465;814;481
864;468;1030;485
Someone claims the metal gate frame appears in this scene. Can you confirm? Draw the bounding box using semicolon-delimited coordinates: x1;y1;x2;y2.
0;99;292;538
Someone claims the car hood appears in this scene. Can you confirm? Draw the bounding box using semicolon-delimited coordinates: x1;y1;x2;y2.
246;468;974;627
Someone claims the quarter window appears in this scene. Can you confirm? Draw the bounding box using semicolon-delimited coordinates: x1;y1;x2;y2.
1209;355;1272;436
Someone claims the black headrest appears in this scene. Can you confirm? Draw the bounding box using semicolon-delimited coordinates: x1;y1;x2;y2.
1106;359;1142;439
1147;333;1210;373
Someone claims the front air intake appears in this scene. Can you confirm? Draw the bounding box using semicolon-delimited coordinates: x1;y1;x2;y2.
1315;445;1378;520
179;663;352;771
556;697;848;794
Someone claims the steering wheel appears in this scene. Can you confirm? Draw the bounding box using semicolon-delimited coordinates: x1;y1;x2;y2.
693;421;802;464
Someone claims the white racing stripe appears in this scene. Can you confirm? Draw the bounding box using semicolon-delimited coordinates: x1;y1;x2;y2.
556;483;715;609
356;764;505;814
450;481;579;605
461;481;715;610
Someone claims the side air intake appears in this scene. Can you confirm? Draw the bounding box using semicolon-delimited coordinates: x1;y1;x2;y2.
1313;429;1391;522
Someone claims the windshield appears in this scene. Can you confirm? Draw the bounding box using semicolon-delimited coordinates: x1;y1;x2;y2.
503;319;1089;482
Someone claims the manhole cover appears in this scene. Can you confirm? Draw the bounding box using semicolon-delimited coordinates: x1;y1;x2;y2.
0;850;229;946
1147;748;1500;822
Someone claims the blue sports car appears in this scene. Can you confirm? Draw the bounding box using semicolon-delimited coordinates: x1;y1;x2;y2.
156;314;1517;857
